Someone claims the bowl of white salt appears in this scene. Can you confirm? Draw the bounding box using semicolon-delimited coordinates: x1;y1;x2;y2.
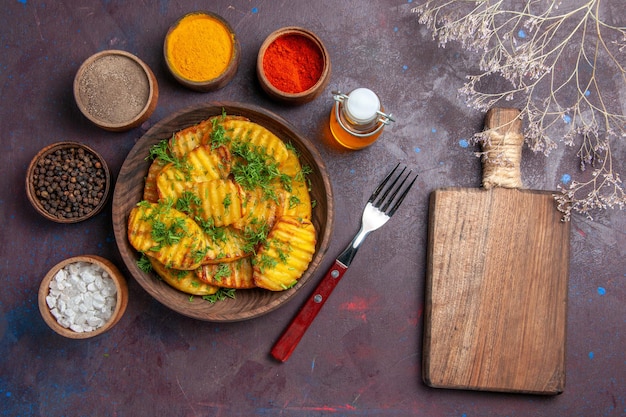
38;255;128;339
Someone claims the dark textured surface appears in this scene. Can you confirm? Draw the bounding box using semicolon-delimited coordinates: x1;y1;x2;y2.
1;1;624;416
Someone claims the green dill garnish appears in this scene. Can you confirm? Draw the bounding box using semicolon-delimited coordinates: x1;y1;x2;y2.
295;165;313;182
202;288;236;303
209;114;230;149
204;225;227;243
223;193;232;209
242;222;270;253
175;191;202;214
279;173;292;192
213;264;231;282
147;138;192;175
230;141;281;199
280;280;298;290
137;254;153;273
285;142;298;154
192;247;209;264
195;216;215;234
289;195;301;209
148;205;189;252
257;253;278;273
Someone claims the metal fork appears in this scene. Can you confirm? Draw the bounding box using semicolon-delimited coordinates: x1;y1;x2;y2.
271;164;417;362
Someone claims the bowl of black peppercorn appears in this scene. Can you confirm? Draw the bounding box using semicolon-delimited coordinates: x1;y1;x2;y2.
26;142;111;223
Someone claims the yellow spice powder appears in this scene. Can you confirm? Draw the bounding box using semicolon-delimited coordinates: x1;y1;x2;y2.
166;14;233;82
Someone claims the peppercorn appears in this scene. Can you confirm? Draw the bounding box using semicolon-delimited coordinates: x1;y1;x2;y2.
30;145;108;220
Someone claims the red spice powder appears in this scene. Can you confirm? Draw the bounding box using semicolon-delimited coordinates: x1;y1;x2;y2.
262;34;324;94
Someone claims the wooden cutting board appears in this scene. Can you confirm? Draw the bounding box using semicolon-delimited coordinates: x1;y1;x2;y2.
422;108;570;395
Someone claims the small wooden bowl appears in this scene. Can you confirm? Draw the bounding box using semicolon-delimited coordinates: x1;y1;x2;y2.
164;11;240;92
38;255;128;339
257;27;331;104
26;141;111;223
74;50;159;132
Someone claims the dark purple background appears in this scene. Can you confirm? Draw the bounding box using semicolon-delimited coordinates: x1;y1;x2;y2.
1;1;624;416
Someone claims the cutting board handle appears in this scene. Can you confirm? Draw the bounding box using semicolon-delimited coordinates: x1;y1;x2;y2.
482;108;524;189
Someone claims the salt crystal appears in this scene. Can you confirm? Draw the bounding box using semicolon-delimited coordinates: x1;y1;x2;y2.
87;283;97;292
70;324;84;333
87;317;102;327
46;295;56;309
83;271;96;283
55;269;66;282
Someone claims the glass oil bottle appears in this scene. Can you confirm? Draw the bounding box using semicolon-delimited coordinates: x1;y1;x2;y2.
329;88;395;150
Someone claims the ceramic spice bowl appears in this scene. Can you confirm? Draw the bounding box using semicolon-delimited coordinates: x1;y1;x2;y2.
38;255;129;339
74;50;159;132
164;11;240;92
26;141;111;223
257;27;331;104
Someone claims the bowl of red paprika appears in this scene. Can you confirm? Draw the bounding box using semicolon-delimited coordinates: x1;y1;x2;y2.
257;27;331;104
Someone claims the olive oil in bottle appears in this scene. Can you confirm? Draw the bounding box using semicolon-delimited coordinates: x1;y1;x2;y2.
329;88;394;150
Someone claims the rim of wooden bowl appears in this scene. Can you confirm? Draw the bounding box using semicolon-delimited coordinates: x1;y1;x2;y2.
73;50;159;132
257;26;331;104
38;255;129;339
112;102;334;322
164;11;241;92
25;141;111;223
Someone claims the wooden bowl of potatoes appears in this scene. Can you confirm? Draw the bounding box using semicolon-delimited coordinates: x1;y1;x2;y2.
112;102;333;322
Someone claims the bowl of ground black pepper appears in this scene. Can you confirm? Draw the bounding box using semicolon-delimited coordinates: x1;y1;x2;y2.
164;11;240;92
26;142;111;223
257;27;331;104
74;50;158;132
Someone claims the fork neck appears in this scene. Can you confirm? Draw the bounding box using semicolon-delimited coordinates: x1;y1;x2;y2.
336;225;371;267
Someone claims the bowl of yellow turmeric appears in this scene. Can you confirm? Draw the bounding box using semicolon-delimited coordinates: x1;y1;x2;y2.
164;11;240;92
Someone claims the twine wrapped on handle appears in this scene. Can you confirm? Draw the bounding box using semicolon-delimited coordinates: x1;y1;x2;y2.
482;108;524;190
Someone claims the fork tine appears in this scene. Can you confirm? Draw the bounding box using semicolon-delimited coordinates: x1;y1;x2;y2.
386;173;417;217
370;164;417;216
368;163;400;204
380;168;412;212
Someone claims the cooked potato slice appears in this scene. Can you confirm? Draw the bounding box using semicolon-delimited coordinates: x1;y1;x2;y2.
253;216;316;291
233;187;286;232
155;162;191;202
170;118;213;158
278;147;301;177
190;179;245;227
149;258;219;296
196;257;255;289
273;149;312;219
283;178;312;219
155;145;231;203
222;119;290;164
186;144;231;181
169;115;249;159
128;202;207;270
143;157;168;203
202;226;250;264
